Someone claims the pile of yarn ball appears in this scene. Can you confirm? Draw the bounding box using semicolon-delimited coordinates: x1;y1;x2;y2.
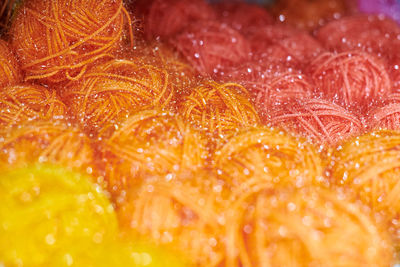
2;0;400;266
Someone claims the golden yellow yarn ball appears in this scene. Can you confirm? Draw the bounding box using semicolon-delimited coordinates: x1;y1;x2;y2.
117;169;228;267
99;109;207;196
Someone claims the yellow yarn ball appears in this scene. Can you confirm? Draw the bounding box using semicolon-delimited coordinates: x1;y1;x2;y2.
0;165;117;266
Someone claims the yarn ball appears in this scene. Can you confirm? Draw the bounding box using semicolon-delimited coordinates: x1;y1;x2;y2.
61;59;174;138
145;0;215;40
0;39;21;87
219;48;302;89
0;84;66;128
0;120;95;174
368;93;400;130
225;185;394;266
271;0;350;31
246;24;298;58
9;0;133;83
0;165;118;266
214;127;323;189
117;169;228;267
177;81;259;147
213;2;273;34
247;25;325;65
99;109;207;196
328;130;400;242
269;98;364;146
316;14;400;55
253;70;313;119
308;51;392;113
172;21;251;76
128;41;199;96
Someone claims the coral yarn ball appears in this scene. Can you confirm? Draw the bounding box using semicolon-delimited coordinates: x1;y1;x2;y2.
0;39;21;87
316;14;400;54
214;127;323;189
308;51;391;113
269;99;364;146
145;0;215;40
368;93;400;130
172;21;251;76
213;2;273;34
99;109;207;195
177;81;259;145
61;59;174;138
0;165;118;266
9;0;132;83
0;120;95;173
225;186;394;266
329;130;400;242
253;71;313;119
247;25;325;65
0;84;66;128
117;170;227;267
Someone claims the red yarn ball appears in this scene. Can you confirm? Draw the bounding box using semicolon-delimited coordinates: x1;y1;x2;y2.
307;51;391;114
269;98;364;145
213;2;273;35
171;21;251;76
145;0;215;40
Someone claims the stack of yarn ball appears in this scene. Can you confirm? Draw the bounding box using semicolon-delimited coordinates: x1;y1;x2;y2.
1;0;400;266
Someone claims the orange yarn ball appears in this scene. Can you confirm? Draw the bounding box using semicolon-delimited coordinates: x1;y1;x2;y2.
328;130;400;243
0;84;66;128
128;41;199;96
177;81;259;146
0;39;21;88
0;120;95;173
99;109;207;196
225;185;394;266
213;127;323;190
61;59;175;138
117;170;227;267
9;0;133;83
